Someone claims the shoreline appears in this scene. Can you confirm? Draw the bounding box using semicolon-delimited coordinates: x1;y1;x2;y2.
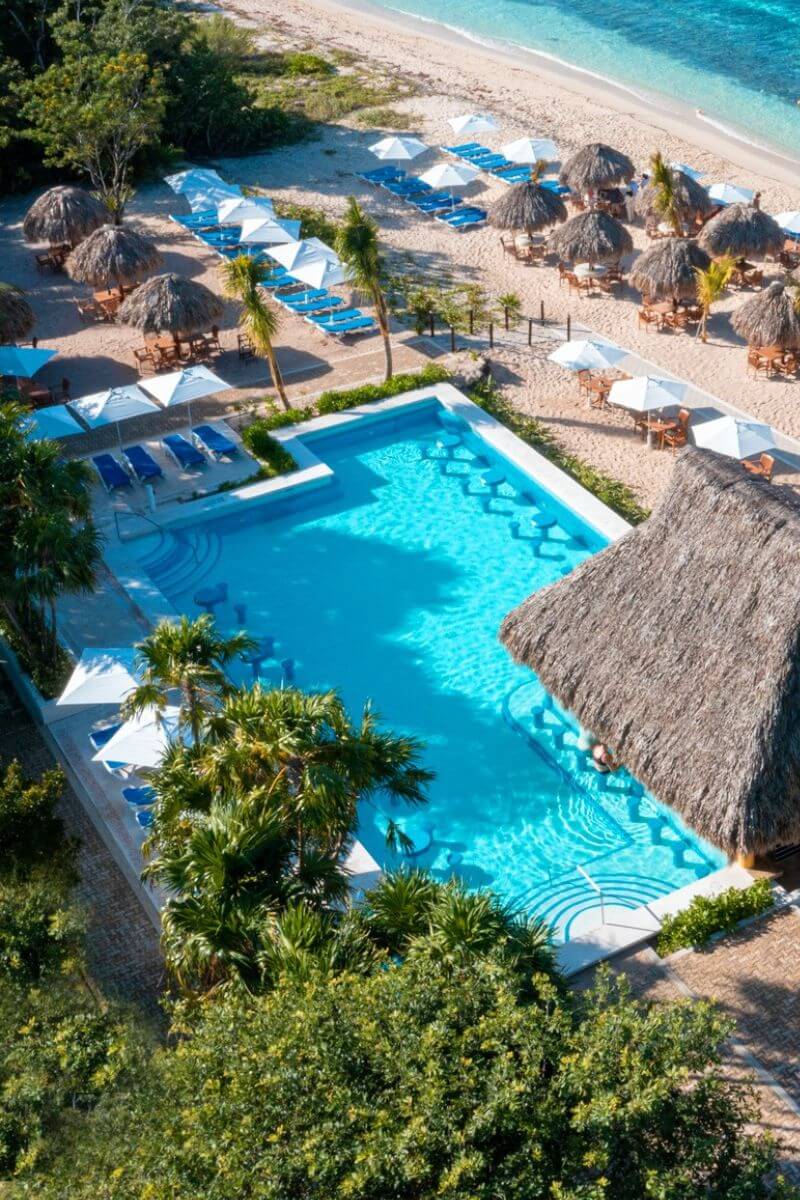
252;0;800;191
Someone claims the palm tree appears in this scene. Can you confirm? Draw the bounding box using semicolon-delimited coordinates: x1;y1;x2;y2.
336;196;393;380
124;614;255;742
220;254;290;409
649;152;682;235
694;257;734;343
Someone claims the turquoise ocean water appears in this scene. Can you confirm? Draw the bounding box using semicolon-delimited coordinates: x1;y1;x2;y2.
380;0;800;162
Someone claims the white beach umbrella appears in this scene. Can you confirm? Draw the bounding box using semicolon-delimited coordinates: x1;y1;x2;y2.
501;137;560;165
774;211;800;236
369;135;427;162
265;237;339;272
92;705;183;768
419;162;479;192
239;216;301;246
548;339;629;372
164;168;224;194
290;257;347;290
608;375;687;413
140;365;229;429
57;648;140;706
692;415;774;461
68;385;160;447
707;182;755;206
216;196;275;226
448;112;498;136
670;161;704;181
185;183;243;214
21;404;84;442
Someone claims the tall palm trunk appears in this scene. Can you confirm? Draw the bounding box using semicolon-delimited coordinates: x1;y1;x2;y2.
265;343;290;410
373;286;392;380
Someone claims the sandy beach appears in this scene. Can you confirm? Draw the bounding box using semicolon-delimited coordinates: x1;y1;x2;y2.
3;0;800;510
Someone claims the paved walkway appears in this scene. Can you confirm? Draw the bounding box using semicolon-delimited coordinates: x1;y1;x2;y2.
0;669;165;1023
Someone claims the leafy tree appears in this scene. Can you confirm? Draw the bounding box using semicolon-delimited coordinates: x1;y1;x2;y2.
123;614;255;743
336;195;393;379
695;257;734;342
220;254;290;409
649;150;682;235
0;759;68;870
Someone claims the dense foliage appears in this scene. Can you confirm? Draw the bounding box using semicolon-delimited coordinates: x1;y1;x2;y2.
316;363;450;414
240;420;297;474
656;879;774;957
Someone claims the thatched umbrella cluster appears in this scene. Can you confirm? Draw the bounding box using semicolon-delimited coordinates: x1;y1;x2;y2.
0;283;35;344
629;238;710;302
23;186;108;248
636;169;712;225
118;273;223;348
66;225;162;298
548;211;633;264
730;280;800;349
489;181;567;235
699;203;784;260
500;447;800;863
559;142;635;193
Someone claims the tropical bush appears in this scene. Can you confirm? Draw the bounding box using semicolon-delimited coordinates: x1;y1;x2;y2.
272;201;340;246
241;420;297;475
655;879;774;957
316;363;450;414
0;760;68;869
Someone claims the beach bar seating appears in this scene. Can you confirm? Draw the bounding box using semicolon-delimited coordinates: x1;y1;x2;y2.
93;454;133;493
192;424;238;460
742;452;775;482
161;433;205;470
122;444;163;483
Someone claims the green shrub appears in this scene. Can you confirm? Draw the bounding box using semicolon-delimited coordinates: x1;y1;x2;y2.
283;51;335;77
241;421;297;476
357;107;412;130
0;761;68;871
655;880;774;957
272;200;340;245
316;364;450;415
0;875;84;982
469;379;650;525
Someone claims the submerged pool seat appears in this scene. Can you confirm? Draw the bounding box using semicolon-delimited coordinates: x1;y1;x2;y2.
194;581;228;615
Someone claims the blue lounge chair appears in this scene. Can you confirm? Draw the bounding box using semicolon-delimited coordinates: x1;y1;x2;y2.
122;785;156;807
192;424;238;460
161;433;205;470
261;270;299;290
170;210;218;230
473;155;511;171
541;179;570;195
383;178;431;197
494;167;531;184
309;309;363;327
455;144;491;160
93;454;132;493
411;195;463;214
122;444;163;483
356;165;406;185
437;206;487;229
316;316;376;336
89;722;122;752
442;141;484;156
290;296;345;315
136;809;154;829
279;289;330;309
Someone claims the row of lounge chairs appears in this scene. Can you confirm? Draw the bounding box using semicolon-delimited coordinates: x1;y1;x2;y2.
356;167;487;231
88;722;155;827
92;425;238;492
442;142;570;194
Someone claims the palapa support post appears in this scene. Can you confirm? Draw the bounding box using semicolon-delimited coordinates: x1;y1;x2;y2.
429;314;435;338
528;318;533;346
504;306;510;331
566;314;571;341
540;300;545;325
469;309;474;335
450;325;456;352
736;852;757;869
489;322;494;349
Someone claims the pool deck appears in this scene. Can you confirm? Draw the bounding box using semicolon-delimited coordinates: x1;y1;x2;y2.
11;383;753;959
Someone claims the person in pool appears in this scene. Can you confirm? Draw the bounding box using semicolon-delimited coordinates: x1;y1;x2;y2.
591;742;619;773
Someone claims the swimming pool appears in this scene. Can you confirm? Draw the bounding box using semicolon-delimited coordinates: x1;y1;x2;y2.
130;396;725;939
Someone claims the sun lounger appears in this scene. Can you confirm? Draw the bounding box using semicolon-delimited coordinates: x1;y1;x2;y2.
122;785;156;807
261;269;299;290
170;210;218;229
356;165;406;184
473;156;511;171
136;809;154;829
453;144;491;160
122;444;163;483
442;141;484;156
436;207;487;229
161;433;205;470
89;722;122;751
279;289;331;309
309;308;364;327
409;193;463;213
289;296;345;315
383;178;432;197
93;453;133;493
540;179;570;195
192;424;238;460
318;316;376;336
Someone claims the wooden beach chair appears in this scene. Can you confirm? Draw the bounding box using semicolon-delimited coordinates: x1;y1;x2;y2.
742;453;775;483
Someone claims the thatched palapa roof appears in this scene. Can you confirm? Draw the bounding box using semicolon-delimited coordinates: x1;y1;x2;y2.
500;448;800;859
23;186;107;247
66;225;162;295
731;281;800;349
636;169;712;221
547;211;633;264
558;142;635;192
0;283;35;343
699;203;784;260
118;273;223;338
489;182;567;234
629;238;711;302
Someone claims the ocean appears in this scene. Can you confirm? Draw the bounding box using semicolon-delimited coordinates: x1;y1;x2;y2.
380;0;800;163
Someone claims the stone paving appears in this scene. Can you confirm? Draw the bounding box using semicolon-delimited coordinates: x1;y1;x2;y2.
0;670;165;1024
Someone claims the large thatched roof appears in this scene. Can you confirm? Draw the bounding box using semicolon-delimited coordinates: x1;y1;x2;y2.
0;283;35;343
636;170;712;221
547;210;633;264
698;204;784;259
629;238;710;302
118;273;223;336
558;143;635;192
489;182;567;233
730;281;800;349
500;449;800;859
65;225;162;292
23;186;108;247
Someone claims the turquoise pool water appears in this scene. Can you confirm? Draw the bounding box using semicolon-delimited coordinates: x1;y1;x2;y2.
132;401;725;939
381;0;800;161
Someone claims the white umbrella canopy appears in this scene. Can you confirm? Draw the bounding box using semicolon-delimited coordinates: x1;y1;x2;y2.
216;196;275;226
548;338;629;372
185;183;243;214
266;237;340;272
57;648;141;706
774;211;800;236
239;216;301;246
608;375;687;413
290;257;347;290
69;385;160;429
448;112;498;136
140;365;229;429
418;162;479;190
707;182;755;206
369;135;427;161
164;168;224;194
22;404;84;442
692;415;775;460
501;137;560;165
92;705;183;768
670;161;704;182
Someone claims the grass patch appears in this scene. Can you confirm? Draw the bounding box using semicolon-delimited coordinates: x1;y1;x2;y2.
655;880;773;957
241;421;298;475
357;107;413;130
272;200;340;245
468;379;650;525
316;364;451;414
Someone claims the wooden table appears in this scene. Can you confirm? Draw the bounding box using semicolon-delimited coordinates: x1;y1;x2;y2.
15;376;53;407
642;417;678;450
